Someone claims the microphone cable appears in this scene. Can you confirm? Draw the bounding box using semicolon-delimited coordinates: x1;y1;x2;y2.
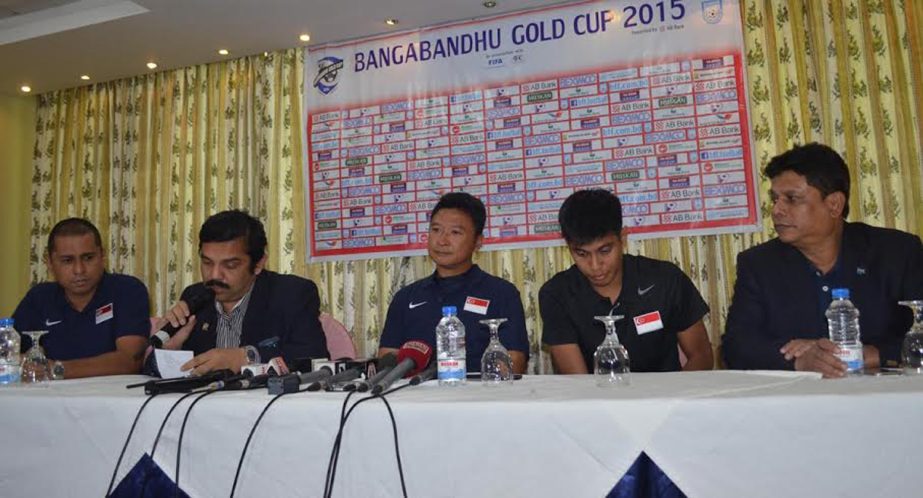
230;380;322;498
377;383;413;498
105;393;161;497
370;390;406;498
323;383;415;498
126;389;206;496
150;390;207;460
323;390;358;498
174;389;221;497
228;390;292;498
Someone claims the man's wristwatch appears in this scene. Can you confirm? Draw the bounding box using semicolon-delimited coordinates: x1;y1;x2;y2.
244;345;261;365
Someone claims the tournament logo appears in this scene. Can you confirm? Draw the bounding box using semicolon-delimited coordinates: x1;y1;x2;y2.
702;0;723;24
313;56;344;95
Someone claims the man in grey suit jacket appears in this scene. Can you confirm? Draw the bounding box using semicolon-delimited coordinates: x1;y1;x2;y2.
723;143;922;377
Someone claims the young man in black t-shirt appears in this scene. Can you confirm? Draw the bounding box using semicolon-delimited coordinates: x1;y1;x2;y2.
539;189;714;373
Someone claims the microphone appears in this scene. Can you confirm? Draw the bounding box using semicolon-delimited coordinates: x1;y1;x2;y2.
205;369;256;390
355;353;398;393
409;362;437;386
267;366;333;395
150;287;216;348
214;372;277;391
307;367;361;391
371;341;433;395
138;369;236;395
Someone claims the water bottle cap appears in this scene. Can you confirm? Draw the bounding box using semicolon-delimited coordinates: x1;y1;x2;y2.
831;288;849;299
0;318;12;327
441;306;457;316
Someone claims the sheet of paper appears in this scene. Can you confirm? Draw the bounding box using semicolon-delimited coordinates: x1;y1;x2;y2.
154;349;194;379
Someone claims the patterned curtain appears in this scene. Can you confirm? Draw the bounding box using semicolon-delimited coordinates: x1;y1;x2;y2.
30;51;304;308
30;1;923;373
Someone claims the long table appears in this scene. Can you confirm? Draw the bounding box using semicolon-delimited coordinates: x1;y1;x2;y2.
1;371;921;497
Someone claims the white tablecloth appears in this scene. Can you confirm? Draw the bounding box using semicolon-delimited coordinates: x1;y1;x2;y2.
1;371;921;497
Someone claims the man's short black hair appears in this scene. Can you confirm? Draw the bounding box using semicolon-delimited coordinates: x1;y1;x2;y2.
764;142;851;218
47;218;103;254
430;192;487;236
199;210;267;270
558;189;623;246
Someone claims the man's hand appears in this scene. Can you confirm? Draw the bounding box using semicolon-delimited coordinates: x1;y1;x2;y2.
181;348;247;376
163;300;192;328
793;339;847;378
780;339;817;361
157;300;197;349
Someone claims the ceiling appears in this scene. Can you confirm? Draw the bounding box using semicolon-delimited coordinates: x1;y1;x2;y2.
0;0;570;96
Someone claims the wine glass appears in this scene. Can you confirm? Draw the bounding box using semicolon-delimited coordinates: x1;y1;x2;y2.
479;318;513;385
593;315;630;387
21;330;52;385
899;300;923;375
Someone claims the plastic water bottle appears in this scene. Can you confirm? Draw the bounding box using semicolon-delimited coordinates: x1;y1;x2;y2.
436;306;466;386
826;288;864;374
0;318;21;384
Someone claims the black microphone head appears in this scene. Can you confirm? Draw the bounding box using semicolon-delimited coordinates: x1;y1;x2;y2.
357;354;400;392
186;286;216;313
410;362;438;385
149;287;217;348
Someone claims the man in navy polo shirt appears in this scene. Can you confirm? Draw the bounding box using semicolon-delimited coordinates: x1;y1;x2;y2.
12;218;150;378
378;192;530;374
540;189;714;373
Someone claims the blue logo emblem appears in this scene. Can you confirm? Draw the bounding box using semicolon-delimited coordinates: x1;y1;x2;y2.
702;0;723;24
313;56;344;95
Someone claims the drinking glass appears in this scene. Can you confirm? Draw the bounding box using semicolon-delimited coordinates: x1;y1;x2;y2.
899;300;923;375
21;330;52;385
479;318;513;385
593;315;630;387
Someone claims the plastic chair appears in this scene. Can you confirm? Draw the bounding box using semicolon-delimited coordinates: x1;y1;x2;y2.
320;312;357;360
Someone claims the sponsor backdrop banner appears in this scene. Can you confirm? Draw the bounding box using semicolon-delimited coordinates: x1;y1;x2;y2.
304;0;757;261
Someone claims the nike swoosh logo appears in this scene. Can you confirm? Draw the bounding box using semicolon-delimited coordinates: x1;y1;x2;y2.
637;284;655;296
45;319;62;326
408;301;427;309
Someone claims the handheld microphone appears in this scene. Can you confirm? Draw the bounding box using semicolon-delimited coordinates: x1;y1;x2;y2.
355;353;398;393
267;366;333;394
409;362;437;386
371;341;433;395
139;369;236;395
150;287;216;348
307;367;361;391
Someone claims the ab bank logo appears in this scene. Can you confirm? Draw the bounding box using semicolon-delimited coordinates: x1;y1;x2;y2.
701;0;723;24
314;56;344;95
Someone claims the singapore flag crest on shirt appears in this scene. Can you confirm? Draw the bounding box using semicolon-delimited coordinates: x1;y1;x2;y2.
464;296;490;315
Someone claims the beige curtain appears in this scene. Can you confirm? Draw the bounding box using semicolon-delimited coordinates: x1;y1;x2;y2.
30;51;303;307
29;1;923;373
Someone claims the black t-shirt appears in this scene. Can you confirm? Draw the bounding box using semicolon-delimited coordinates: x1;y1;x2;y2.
539;254;709;372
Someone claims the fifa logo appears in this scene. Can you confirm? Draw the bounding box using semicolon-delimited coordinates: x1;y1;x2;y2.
702;0;723;24
313;56;344;95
